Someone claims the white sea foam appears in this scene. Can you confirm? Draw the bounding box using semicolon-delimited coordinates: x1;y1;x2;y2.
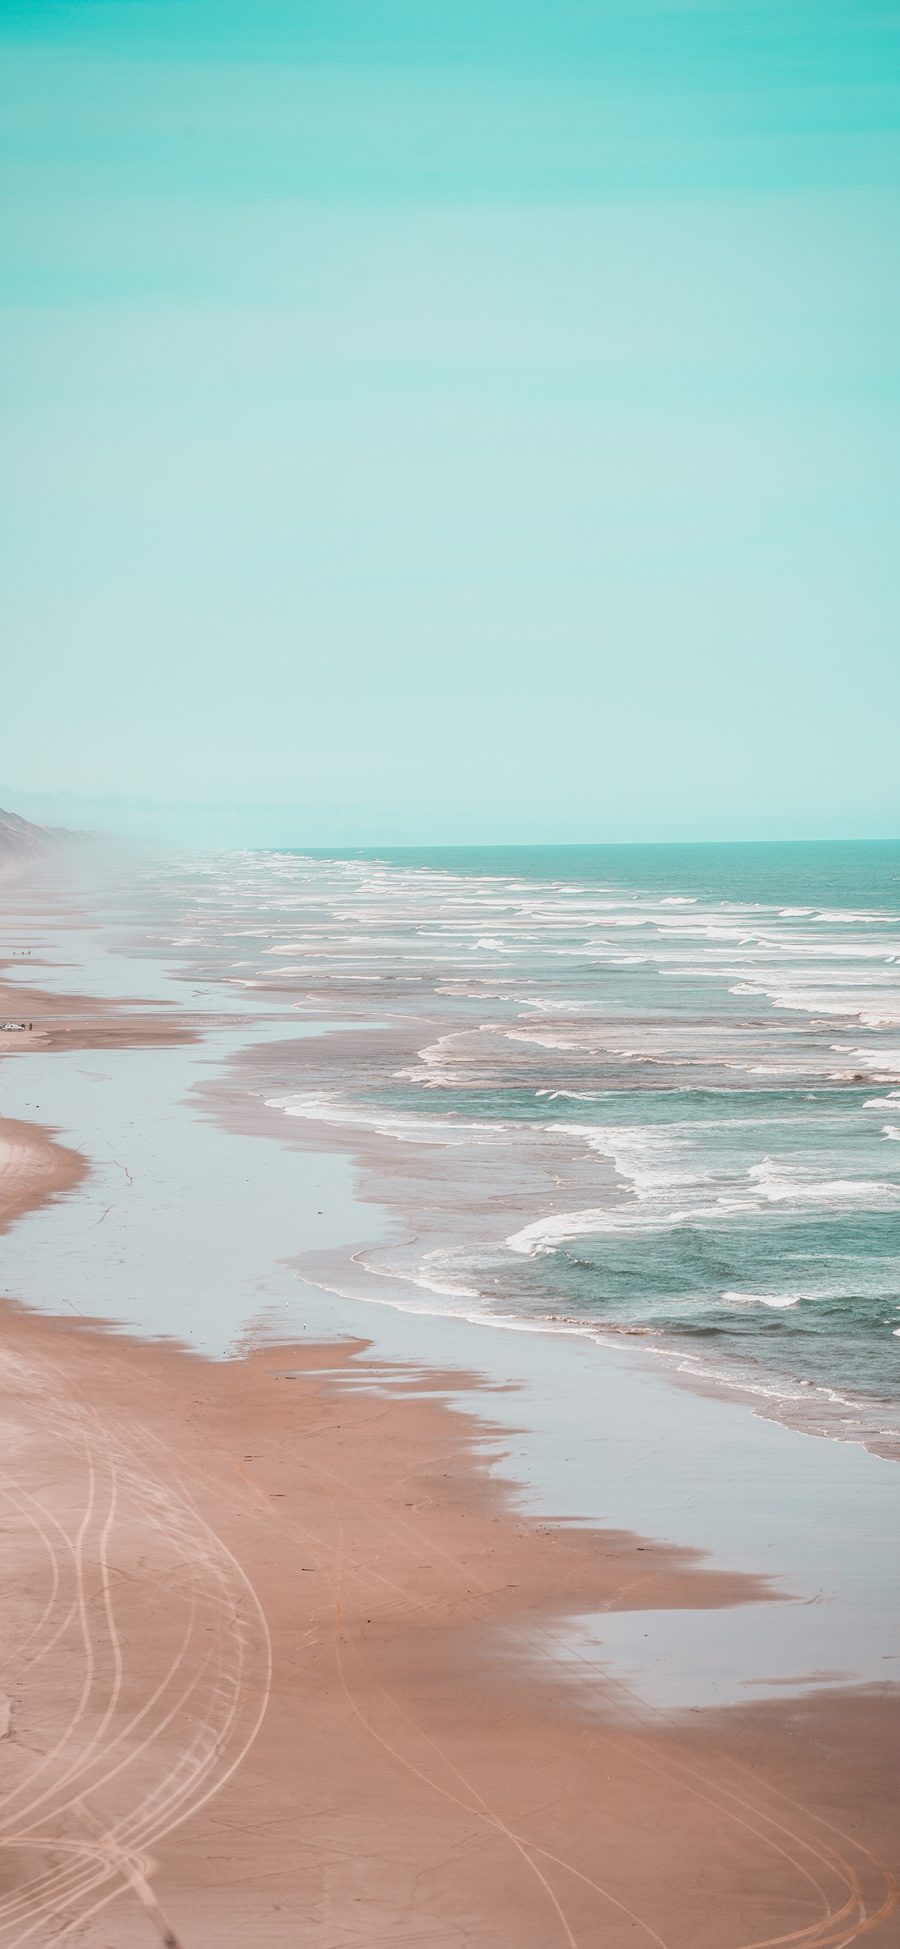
506;1208;676;1255
503;1028;598;1051
650;1343;897;1451
535;1089;602;1101
543;1121;706;1194
833;1047;900;1081
392;1249;482;1302
397;1028;487;1081
744;1158;899;1206
817;909;889;924
505;1156;900;1254
721;1290;801;1308
882;1125;900;1142
266;1089;502;1149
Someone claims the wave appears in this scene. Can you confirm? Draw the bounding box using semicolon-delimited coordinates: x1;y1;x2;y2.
649;1343;900;1451
535;1088;602;1101
831;1046;900;1082
506;1207;686;1254
503;1028;602;1051
388;1248;483;1302
720;1290;801;1308
266;1088;504;1149
744;1158;899;1206
505;1167;900;1255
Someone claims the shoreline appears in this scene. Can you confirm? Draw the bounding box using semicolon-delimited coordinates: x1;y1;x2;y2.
213;1023;900;1465
1;1288;898;1945
0;1117;88;1235
0;875;898;1942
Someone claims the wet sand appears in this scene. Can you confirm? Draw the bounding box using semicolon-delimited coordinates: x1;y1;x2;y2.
0;973;195;1055
0;896;898;1945
0;1120;87;1236
1;1300;897;1948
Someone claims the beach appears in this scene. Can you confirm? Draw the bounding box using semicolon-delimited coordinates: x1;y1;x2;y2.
6;0;899;1937
0;849;898;1946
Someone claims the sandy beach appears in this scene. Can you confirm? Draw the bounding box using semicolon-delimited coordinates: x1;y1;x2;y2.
0;865;898;1947
1;1297;898;1949
5;0;898;1932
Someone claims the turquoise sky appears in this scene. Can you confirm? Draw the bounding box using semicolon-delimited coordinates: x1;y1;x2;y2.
2;1;899;845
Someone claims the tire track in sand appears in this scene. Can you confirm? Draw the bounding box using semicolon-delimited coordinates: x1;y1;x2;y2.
0;1343;272;1947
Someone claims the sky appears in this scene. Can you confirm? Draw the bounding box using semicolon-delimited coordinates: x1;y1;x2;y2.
2;0;899;847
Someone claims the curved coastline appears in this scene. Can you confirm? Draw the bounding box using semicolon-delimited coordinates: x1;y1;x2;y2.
0;861;898;1944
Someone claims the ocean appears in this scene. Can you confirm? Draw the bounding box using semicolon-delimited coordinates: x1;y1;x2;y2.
155;839;900;1452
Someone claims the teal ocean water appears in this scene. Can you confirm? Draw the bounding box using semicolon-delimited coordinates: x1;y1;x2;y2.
163;841;900;1450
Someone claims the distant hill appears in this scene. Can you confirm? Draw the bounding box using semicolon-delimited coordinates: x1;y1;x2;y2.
0;805;84;863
